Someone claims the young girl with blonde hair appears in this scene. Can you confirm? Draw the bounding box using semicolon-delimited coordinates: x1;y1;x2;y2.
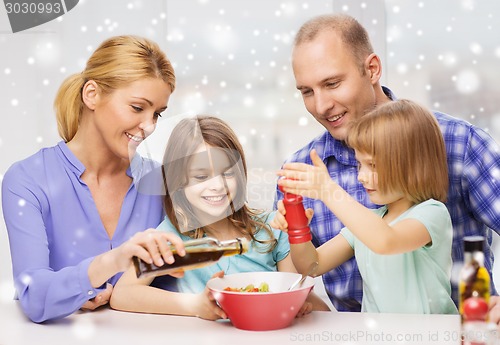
272;99;458;314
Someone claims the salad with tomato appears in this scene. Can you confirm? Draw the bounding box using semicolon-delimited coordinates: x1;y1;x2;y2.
224;282;270;293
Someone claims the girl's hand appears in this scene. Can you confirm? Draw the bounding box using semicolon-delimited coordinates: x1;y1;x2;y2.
195;271;227;320
277;149;335;202
112;229;186;272
270;200;288;231
80;283;113;311
295;301;313;318
270;200;314;232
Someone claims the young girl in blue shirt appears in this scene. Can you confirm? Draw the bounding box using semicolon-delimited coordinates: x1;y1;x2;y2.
111;115;330;319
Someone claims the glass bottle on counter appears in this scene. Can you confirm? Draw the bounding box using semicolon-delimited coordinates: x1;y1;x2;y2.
133;237;249;279
459;236;490;322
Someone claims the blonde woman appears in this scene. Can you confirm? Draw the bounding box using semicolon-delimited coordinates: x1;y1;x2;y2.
1;35;185;323
273;100;458;314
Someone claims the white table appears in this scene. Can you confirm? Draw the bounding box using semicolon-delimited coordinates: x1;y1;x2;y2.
0;300;465;345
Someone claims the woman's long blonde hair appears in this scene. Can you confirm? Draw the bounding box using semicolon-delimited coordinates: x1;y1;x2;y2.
54;35;175;142
346;99;448;203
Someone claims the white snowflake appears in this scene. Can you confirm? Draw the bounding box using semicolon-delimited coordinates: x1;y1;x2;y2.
72;318;96;339
456;70;480;94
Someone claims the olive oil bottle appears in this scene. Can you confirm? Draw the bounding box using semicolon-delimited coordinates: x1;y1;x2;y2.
459;236;490;321
133;237;249;279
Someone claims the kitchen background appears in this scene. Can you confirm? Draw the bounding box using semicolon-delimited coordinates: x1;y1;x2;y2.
1;0;499;307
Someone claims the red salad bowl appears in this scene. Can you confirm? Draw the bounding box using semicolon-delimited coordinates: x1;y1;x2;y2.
207;271;314;331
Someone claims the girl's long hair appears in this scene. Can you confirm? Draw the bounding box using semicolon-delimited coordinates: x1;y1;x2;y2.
346;99;448;203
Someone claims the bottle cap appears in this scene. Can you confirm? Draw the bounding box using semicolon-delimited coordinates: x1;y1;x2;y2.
237;237;250;254
464;236;484;253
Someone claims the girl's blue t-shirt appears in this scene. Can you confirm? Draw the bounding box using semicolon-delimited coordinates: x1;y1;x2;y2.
340;199;457;314
155;211;290;293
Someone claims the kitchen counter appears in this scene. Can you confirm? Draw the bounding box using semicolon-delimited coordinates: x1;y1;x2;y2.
0;299;465;345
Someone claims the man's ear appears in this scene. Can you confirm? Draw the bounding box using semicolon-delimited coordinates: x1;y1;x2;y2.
365;53;382;84
82;80;99;110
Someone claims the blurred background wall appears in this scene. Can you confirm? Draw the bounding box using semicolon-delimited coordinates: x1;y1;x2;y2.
1;0;499;299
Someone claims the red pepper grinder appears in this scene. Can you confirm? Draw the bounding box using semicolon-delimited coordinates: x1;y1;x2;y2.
278;182;312;244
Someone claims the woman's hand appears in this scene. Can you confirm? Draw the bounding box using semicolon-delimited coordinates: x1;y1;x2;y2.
113;229;186;272
277;149;335;202
194;271;227;320
88;229;186;289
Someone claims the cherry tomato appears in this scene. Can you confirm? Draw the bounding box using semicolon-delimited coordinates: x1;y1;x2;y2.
463;297;489;321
